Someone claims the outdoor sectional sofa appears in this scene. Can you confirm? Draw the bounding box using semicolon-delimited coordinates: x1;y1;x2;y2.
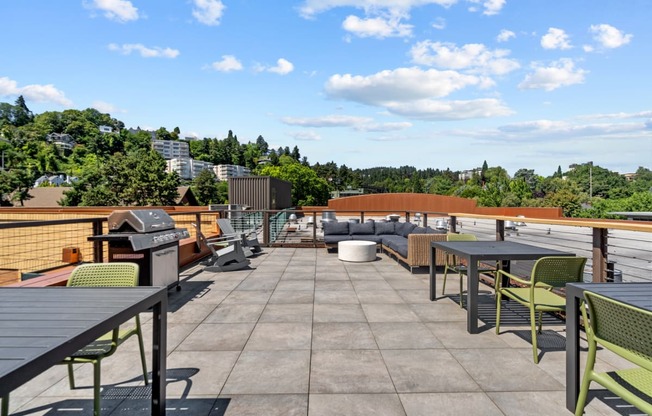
323;220;448;272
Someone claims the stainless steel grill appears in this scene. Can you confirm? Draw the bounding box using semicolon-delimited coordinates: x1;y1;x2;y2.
89;209;189;290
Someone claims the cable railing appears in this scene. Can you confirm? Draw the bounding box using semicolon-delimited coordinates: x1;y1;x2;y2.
0;208;650;285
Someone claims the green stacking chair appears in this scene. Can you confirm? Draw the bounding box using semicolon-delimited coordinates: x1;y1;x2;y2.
575;291;652;415
62;262;148;415
441;233;496;307
495;256;587;363
2;263;148;416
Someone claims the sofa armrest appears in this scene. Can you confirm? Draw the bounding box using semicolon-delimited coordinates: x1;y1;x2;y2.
406;234;448;267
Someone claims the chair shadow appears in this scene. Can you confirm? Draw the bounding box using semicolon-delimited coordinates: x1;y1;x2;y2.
584;389;647;416
11;368;226;416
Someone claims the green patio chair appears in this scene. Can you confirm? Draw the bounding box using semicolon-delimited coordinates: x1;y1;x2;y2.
61;262;148;415
2;263;148;416
495;256;587;363
575;291;652;415
442;233;496;307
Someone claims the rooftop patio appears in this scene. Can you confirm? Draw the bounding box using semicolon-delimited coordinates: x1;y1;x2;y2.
5;248;634;415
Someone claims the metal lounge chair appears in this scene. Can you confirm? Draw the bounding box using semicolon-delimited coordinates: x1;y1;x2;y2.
575;291;652;415
1;263;149;416
495;256;587;363
193;224;250;272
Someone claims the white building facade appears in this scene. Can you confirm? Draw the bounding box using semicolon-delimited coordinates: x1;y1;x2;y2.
152;140;190;160
167;158;214;180
214;164;251;181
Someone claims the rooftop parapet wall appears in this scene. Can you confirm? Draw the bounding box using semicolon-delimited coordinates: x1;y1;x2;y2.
318;193;562;219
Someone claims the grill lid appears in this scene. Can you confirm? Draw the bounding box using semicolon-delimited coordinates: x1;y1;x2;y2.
108;209;175;233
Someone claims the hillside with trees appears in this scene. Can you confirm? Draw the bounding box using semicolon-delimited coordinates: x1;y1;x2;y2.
1;97;650;217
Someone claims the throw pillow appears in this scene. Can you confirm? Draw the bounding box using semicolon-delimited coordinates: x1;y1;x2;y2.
323;221;349;235
350;222;374;235
375;222;395;235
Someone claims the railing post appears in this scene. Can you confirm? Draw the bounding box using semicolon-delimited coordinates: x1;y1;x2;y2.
405;211;410;223
423;213;428;228
496;220;505;241
361;211;365;223
92;219;104;263
263;211;270;245
592;227;608;282
312;211;317;243
449;215;457;234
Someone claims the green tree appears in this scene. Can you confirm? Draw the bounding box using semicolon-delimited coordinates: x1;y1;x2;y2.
255;135;269;154
61;149;179;206
258;156;330;205
192;169;220;205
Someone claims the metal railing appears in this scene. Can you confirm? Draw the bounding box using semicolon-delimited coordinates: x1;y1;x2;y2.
1;208;650;285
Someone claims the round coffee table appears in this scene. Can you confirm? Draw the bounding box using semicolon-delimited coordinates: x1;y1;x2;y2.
338;240;377;262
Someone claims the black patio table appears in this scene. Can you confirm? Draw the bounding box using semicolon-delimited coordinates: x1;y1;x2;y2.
430;240;574;334
0;286;167;415
565;282;652;412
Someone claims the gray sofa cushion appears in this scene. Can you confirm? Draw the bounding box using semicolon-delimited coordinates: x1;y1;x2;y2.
324;235;353;244
350;222;374;235
411;226;428;234
349;235;383;244
324;221;349;235
375;222;395;235
395;222;417;237
382;235;409;258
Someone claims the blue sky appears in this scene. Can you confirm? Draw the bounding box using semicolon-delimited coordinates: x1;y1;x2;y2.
2;0;651;176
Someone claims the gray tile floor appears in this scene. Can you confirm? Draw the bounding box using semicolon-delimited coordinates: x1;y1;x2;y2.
6;248;635;415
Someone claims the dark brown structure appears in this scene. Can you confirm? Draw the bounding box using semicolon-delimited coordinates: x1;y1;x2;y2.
228;176;292;210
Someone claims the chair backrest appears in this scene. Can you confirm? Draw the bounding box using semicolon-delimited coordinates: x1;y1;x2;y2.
216;218;238;235
67;263;139;287
447;233;478;242
584;291;652;372
530;256;586;288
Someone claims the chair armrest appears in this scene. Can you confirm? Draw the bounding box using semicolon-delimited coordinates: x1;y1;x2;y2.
496;269;532;288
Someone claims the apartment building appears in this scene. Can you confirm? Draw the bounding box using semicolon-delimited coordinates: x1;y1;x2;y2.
214;164;251;181
152;139;190;160
167;158;214;180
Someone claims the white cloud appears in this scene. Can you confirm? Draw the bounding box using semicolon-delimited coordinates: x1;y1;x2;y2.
496;29;515;42
298;0;458;19
281;115;412;131
518;59;587;91
467;0;505;15
541;27;572;50
108;43;180;58
384;98;512;120
589;24;633;49
355;121;413;131
431;17;446;30
281;114;373;127
210;55;243;72
289;131;322;141
84;0;140;22
91;100;126;114
268;58;295;75
0;76;72;107
192;0;225;26
325;67;486;105
410;41;519;75
342;14;413;38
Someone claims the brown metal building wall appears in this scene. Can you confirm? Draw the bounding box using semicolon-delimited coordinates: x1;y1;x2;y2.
228;176;292;210
316;193;562;218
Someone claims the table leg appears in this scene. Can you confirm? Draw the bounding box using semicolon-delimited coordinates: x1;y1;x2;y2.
429;246;437;301
566;292;581;412
467;258;479;334
152;296;168;416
